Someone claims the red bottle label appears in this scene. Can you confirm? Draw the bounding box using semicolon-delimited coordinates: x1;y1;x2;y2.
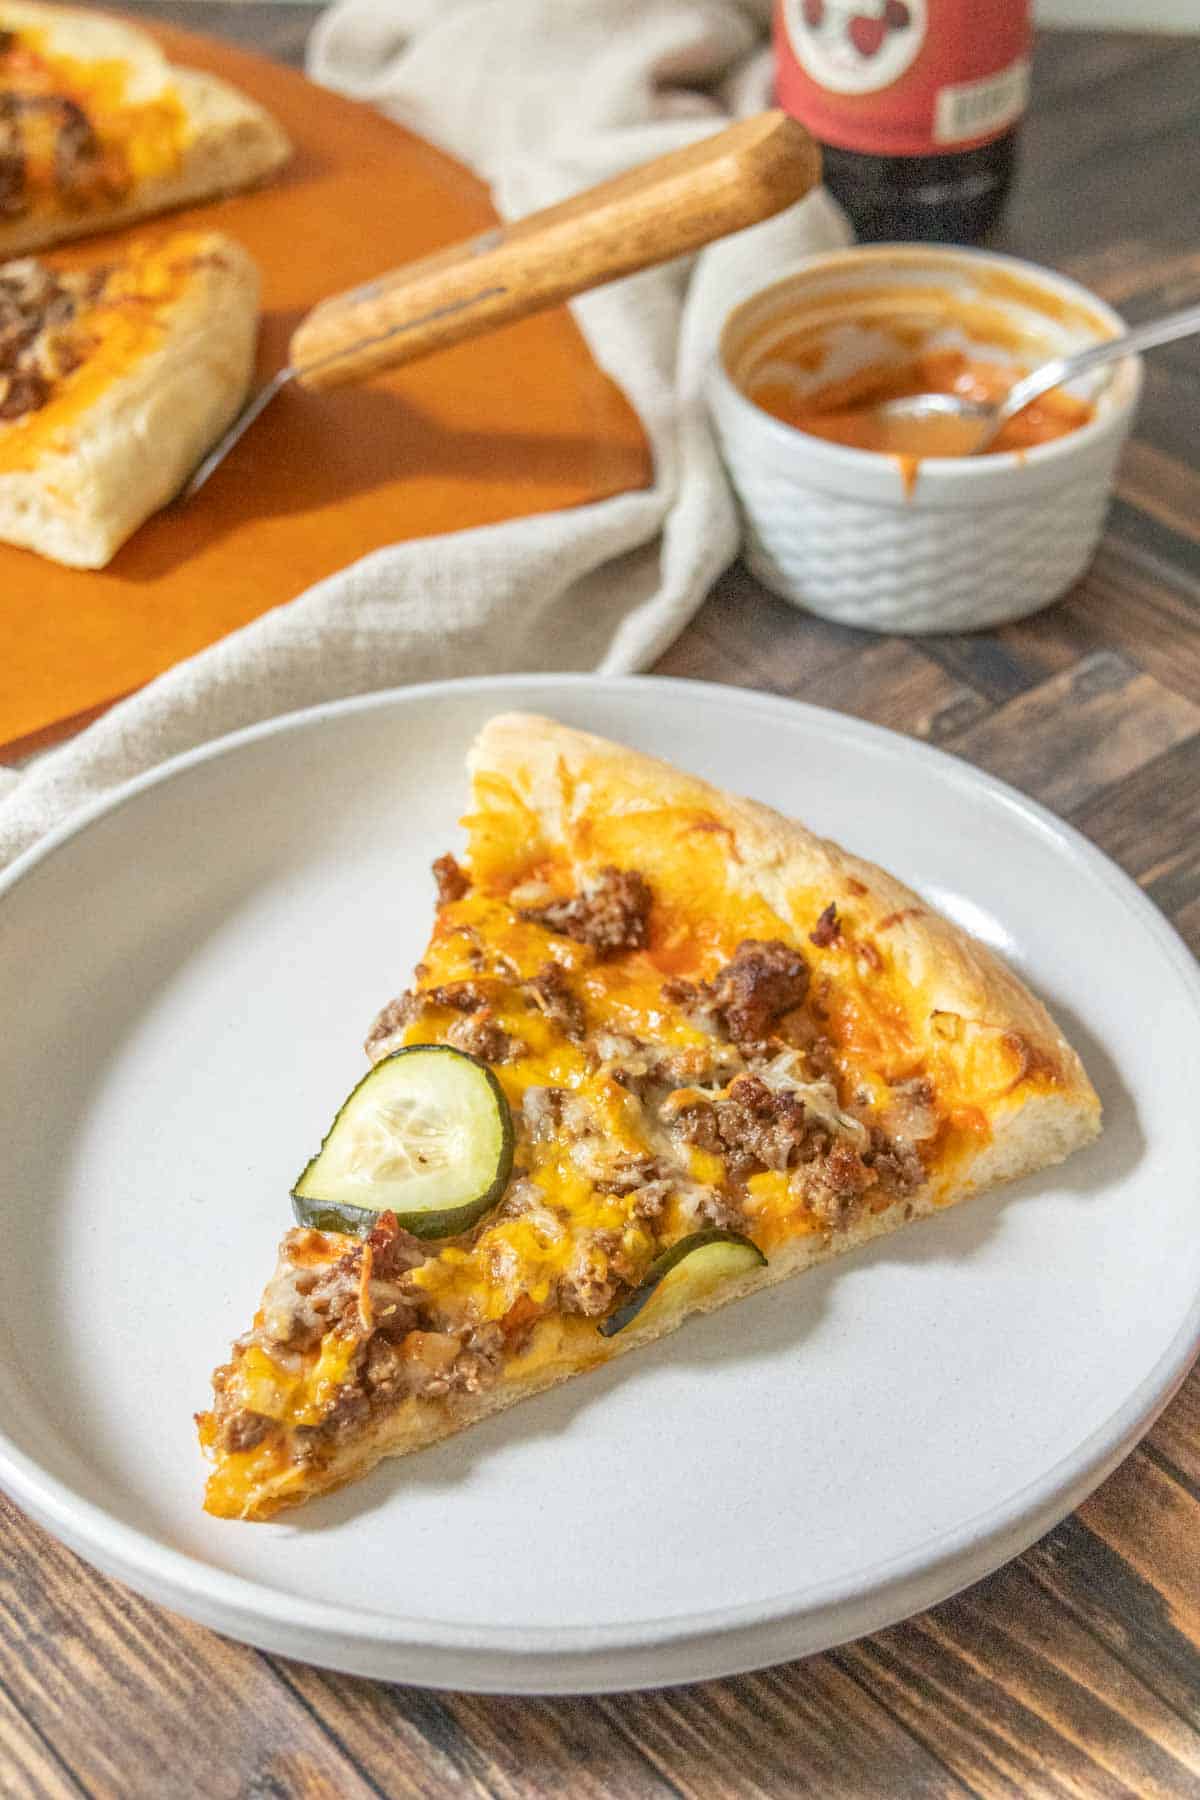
775;0;1031;157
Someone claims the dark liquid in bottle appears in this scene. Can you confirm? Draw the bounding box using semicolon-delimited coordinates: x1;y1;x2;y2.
818;129;1018;243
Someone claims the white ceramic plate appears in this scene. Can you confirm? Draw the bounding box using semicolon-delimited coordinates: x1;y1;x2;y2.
2;676;1198;1694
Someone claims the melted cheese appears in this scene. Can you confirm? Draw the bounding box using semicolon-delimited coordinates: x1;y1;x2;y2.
231;1332;360;1429
2;30;186;208
744;1170;825;1252
201;1430;304;1520
0;231;212;471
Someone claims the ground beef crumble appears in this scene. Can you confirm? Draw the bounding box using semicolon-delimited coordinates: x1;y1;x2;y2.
0;254;106;420
52;97;104;200
212;1214;518;1467
424;979;493;1012
555;1229;639;1317
363;990;417;1058
795;1142;879;1229
0;367;46;419
364;979;520;1064
627;1179;674;1223
594;1152;672;1195
678;1186;746;1232
254;1218;427;1357
557;1263;621;1318
218;1409;272;1455
445;1012;519;1063
865;1125;924;1194
670;1101;722;1155
432;851;469;905
809;902;841;948
520;865;652;955
521;1086;566;1142
525;960;586;1040
664;939;810;1050
713;1074;812;1178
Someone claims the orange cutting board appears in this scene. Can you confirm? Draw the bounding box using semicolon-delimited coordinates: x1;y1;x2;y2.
0;18;651;757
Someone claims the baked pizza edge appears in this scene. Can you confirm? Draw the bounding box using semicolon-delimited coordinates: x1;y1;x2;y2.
0;230;260;565
0;5;291;257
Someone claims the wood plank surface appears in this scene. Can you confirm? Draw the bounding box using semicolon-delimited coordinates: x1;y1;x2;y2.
2;10;1198;1798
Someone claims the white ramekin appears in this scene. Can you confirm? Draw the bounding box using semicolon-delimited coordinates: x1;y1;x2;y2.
705;246;1143;634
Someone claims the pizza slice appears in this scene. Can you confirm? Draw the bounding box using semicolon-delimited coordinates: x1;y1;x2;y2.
0;227;258;564
0;2;290;256
198;714;1101;1521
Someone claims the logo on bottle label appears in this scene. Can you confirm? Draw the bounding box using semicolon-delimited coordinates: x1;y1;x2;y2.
774;0;1031;157
780;0;928;96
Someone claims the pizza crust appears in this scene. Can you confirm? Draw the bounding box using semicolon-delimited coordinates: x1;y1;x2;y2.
0;4;290;256
0;231;259;565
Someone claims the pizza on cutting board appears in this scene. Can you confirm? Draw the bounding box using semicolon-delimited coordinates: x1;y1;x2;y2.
0;228;258;565
198;715;1102;1520
0;2;289;255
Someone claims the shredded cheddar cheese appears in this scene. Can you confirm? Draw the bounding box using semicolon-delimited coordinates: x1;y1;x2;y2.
0;231;217;471
1;28;186;213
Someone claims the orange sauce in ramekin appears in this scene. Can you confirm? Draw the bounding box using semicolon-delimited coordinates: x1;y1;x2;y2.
749;347;1093;462
728;259;1111;493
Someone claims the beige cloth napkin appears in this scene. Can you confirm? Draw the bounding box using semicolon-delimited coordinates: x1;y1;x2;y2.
0;0;848;871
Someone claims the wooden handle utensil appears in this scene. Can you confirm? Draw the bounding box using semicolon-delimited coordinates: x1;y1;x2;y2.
289;111;819;389
182;110;819;496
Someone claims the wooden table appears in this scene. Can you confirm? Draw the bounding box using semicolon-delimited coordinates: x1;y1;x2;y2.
4;12;1199;1796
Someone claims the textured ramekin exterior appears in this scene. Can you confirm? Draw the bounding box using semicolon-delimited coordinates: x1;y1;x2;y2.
706;250;1143;634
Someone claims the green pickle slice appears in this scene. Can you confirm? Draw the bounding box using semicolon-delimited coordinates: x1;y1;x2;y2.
598;1228;767;1338
292;1045;514;1240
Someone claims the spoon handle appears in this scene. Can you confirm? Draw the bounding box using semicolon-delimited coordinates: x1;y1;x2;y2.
998;299;1200;425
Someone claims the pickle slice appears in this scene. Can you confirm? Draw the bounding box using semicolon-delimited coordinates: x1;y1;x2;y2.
292;1046;514;1240
598;1228;767;1338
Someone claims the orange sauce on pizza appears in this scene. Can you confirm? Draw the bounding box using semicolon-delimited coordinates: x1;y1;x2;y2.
1;28;186;208
0;232;214;473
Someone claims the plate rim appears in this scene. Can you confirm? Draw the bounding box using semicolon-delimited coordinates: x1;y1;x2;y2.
2;671;1199;1676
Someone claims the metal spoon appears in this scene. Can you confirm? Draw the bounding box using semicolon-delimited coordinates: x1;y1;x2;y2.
877;299;1200;456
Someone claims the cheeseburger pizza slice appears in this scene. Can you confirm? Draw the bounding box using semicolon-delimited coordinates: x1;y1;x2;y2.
0;3;289;256
199;715;1101;1521
0;227;258;564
